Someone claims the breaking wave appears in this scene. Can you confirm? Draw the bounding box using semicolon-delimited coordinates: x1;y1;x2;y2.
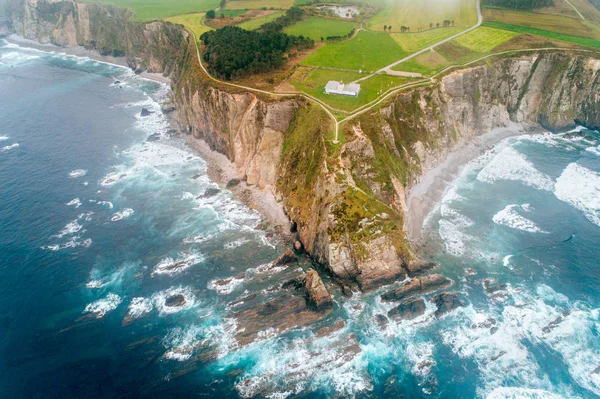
492;204;547;233
477;147;554;191
83;293;122;318
555;163;600;227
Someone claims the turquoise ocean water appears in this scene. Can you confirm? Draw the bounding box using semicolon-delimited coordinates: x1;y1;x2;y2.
1;39;599;398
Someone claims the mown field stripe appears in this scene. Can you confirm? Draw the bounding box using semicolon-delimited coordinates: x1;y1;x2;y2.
482;21;600;49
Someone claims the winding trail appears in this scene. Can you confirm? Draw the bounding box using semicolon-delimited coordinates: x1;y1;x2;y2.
186;0;598;144
355;0;483;83
565;0;586;21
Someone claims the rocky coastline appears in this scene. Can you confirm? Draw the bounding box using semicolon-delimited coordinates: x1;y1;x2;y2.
5;0;600;356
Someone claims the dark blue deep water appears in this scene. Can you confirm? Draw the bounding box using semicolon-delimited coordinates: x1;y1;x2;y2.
1;39;600;399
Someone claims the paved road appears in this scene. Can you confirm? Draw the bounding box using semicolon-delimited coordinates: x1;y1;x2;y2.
355;0;482;83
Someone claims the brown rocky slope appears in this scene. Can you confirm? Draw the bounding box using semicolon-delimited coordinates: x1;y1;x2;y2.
8;0;600;292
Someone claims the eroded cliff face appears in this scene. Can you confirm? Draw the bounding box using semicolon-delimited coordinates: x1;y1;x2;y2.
9;0;600;292
171;50;600;292
11;0;188;74
283;53;600;291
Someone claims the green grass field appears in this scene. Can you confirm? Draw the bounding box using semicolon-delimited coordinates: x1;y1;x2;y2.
369;0;477;32
391;49;451;75
454;26;518;52
283;16;356;41
303;30;406;71
236;10;285;29
218;9;248;17
289;66;410;111
391;26;464;52
483;7;600;40
79;0;220;21
483;21;600;49
225;0;294;9
165;13;213;37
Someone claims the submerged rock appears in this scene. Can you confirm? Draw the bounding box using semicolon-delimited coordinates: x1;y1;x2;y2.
375;314;389;330
273;249;298;267
146;133;161;142
165;294;186;307
432;292;464;317
388;297;426;321
202;187;220;197
231;293;332;346
381;274;452;302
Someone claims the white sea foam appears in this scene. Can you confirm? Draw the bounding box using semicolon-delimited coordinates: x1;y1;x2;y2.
223;238;250;250
68;169;87;178
99;167;131;187
42;236;92;251
85;279;105;289
0;136;9;141
235;331;370;398
1;143;19;152
152;252;203;276
477;147;554;191
152;286;197;315
586;146;600;156
66;198;82;208
442;284;600;397
0;51;40;65
438;204;476;257
487;387;567;399
83;293;122;318
89;200;114;209
493;204;547;233
111;208;134;221
502;255;513;267
208;276;245;295
162;325;204;361
54;219;83;238
127;297;153;319
182;234;209;244
555;163;600;226
441;303;551;397
181;191;195;200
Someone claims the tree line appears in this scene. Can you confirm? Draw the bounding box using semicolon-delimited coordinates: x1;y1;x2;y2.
385;20;454;33
200;25;313;80
483;0;554;10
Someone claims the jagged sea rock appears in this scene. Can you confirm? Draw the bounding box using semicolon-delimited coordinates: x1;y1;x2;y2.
381;274;452;302
165;294;186;307
140;108;153;117
388;297;426;321
294;240;302;251
304;269;332;310
432;292;464;317
202;187;220;197
273;249;298;267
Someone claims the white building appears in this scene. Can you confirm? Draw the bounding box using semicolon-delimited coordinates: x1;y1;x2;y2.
324;81;361;97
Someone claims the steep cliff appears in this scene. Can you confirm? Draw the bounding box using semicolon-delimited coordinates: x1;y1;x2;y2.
10;0;188;75
9;0;600;292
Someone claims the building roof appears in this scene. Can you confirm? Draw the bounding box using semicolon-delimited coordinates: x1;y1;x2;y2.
325;81;360;95
344;83;361;94
325;81;341;91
